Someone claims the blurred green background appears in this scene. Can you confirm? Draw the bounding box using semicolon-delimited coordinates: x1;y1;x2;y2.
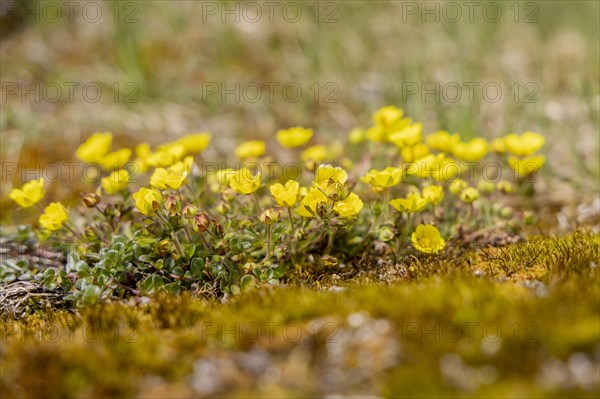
1;0;599;217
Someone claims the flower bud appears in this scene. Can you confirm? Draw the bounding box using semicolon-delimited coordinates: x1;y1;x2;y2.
194;213;210;232
477;180;495;194
156;239;173;256
81;192;101;208
211;219;225;237
497;180;513;194
182;204;198;219
221;187;237;203
500;207;513;219
165;195;179;216
260;208;280;225
377;224;395;242
216;201;230;215
523;211;536;225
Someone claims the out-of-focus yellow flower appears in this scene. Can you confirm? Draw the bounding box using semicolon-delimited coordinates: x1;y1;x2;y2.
270;180;300;207
504;132;545;156
366;125;386;142
407;154;459;181
334;192;363;218
459;187;480;203
235;140;266;159
101;169;130;195
425;131;461;153
150;157;192;190
361;167;403;188
9;178;45;208
496;180;513;193
490;138;506;153
147;144;186;168
401;143;430;163
449;179;468;195
39;202;68;231
389;194;427;213
229;167;261;194
411;224;445;254
98;148;132;170
348;128;366;144
171;132;211;155
508;155;545;179
207;169;235;193
169;156;194;177
422;185;444;205
373;105;404;130
477;180;495;194
133;143;152;173
297;187;329;218
133;187;163;215
452;138;488;162
301;145;327;163
276;127;313;148
315;164;348;186
388;122;422;147
150;168;186;190
76;132;112;163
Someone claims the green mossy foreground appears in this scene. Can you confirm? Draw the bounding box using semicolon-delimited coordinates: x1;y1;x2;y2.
1;231;599;398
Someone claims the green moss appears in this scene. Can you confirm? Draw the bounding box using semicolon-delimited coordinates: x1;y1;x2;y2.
1;232;599;398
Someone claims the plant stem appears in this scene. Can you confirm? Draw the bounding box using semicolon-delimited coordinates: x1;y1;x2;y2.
171;231;185;259
287;207;295;235
265;225;271;260
253;192;261;213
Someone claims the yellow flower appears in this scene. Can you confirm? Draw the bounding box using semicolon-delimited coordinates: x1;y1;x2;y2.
297;187;330;218
373;105;404;130
301;145;327;163
98;148;132;170
389;194;427;213
459;187;480;203
147;144;186;168
411;224;445;254
276;127;313;148
366;125;386;142
422;185;444;205
207;168;236;192
314;164;348;186
503;132;545;156
133;143;152;173
348;128;366;144
39;202;68;231
235;140;266;159
101;169;130;195
334;192;363;218
361;167;403;188
76;132;112;163
9;178;45;208
229;168;261;195
425;131;460;153
508;155;545;179
449;179;468;195
490;138;506;153
401;143;430;163
132;188;163;215
388;122;422;147
171;132;211;154
452;138;488;162
169;156;194;177
149;156;193;191
270;180;300;207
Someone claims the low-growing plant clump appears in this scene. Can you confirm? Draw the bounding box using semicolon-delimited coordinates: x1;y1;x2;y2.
2;106;549;307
